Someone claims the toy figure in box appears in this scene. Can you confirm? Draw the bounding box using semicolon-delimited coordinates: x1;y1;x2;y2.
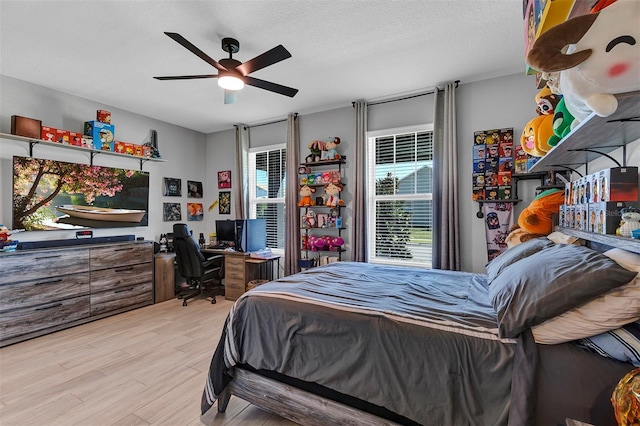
303;210;317;228
323;183;344;207
527;0;640;123
322;137;341;160
298;185;316;207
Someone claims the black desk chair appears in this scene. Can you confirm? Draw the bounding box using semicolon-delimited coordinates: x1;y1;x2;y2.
173;223;224;306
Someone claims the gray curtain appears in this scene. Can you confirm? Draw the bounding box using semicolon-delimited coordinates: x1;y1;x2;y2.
432;82;460;270
285;113;300;276
234;124;249;219
352;100;368;262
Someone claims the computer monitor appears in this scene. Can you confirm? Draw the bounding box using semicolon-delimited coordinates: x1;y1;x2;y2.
215;220;236;245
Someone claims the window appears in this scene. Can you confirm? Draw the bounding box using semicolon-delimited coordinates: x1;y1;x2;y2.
248;145;286;253
367;125;433;267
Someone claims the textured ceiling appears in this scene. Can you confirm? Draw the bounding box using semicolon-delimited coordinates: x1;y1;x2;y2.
0;0;526;134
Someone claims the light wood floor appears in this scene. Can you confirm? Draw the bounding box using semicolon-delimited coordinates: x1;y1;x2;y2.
0;297;299;426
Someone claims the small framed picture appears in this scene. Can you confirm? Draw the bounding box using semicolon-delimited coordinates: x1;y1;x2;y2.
218;170;231;189
187;203;204;221
187;180;203;198
219;191;231;214
163;202;182;221
163;177;182;197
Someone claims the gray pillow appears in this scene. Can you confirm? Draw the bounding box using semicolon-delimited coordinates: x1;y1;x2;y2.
485;237;554;284
489;244;638;338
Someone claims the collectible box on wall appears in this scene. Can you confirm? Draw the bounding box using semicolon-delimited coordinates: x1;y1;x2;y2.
96;109;111;124
84;121;115;151
41;126;57;142
11;115;41;139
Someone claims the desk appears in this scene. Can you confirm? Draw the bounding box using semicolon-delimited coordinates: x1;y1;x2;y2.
201;249;280;301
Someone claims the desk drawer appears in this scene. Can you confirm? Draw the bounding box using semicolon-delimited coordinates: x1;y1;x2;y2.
0;295;90;341
91;262;153;293
225;256;245;272
91;282;153;316
0;273;90;312
0;249;89;282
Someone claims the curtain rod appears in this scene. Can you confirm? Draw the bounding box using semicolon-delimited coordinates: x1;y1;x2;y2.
355;80;459;107
243;112;298;129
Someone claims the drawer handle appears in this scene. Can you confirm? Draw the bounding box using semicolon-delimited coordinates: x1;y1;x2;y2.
35;278;63;286
115;266;134;272
35;255;62;260
115;287;134;293
35;303;63;311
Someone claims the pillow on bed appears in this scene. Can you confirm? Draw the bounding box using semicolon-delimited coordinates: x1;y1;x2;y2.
489;244;638;338
576;320;640;367
485;237;554;283
532;248;640;344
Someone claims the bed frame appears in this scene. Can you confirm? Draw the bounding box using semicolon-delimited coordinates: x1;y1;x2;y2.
204;232;640;426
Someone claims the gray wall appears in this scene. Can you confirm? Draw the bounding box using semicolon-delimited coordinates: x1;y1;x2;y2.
4;72;634;272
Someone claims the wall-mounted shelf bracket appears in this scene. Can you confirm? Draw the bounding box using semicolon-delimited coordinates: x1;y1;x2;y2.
568;147;622;168
548;165;583;177
475;199;520;218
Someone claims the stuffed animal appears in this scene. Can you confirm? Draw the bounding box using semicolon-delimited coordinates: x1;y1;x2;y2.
618;207;640;237
548;97;578;146
518;188;565;235
323;183;344;207
505;224;546;248
527;0;640;123
322;137;341;160
298;185;316;207
328;236;344;251
303;210;317;228
307;235;330;251
535;87;562;116
0;225;11;242
306;140;326;163
521;114;554;157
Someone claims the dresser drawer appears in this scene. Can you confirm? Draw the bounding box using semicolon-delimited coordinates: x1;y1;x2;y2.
0;273;90;312
90;262;153;293
0;295;90;341
0;249;89;283
90;243;152;270
91;282;153;316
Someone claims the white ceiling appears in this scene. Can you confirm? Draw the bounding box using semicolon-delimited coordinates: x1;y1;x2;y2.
0;0;526;134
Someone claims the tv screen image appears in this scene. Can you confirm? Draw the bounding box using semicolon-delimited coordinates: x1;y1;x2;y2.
12;156;150;231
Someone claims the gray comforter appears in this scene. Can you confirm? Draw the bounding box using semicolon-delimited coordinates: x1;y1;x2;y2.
202;262;521;425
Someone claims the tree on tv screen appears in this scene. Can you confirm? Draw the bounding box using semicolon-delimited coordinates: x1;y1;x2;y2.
13;157;136;230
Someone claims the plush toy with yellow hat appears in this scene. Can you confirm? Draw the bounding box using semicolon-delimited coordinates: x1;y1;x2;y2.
518;188;565;235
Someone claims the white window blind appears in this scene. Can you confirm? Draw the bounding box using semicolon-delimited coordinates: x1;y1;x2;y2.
249;145;286;252
367;125;434;267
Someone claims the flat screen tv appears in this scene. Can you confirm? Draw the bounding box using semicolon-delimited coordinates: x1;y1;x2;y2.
12;155;150;231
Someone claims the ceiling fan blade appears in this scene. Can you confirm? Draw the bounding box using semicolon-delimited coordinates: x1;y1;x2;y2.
244;76;298;98
164;32;228;72
224;90;238;105
153;74;219;80
236;45;292;76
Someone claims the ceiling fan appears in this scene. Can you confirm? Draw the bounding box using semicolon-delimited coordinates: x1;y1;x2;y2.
154;32;298;104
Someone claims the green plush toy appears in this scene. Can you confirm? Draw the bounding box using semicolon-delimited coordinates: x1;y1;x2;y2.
548;98;577;147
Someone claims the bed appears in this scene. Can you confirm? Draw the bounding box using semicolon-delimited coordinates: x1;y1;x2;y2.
200;237;640;426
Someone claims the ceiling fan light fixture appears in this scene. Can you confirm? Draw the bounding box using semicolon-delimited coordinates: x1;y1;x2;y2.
218;75;244;91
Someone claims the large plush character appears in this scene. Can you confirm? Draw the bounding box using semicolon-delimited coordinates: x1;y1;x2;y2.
518;188;565;235
548;97;578;146
521;114;554;157
527;0;640;123
535;87;562;115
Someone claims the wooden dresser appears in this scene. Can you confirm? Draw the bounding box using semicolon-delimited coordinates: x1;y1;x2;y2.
0;241;153;347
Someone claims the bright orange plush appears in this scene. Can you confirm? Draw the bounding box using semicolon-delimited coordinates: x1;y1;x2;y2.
521;114;554;157
518;189;565;235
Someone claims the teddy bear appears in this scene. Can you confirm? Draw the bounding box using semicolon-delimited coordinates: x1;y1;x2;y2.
328;236;344;251
527;0;640;123
517;188;566;235
321;137;341;161
306;140;325;163
298;185;316;207
323;183;344;207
